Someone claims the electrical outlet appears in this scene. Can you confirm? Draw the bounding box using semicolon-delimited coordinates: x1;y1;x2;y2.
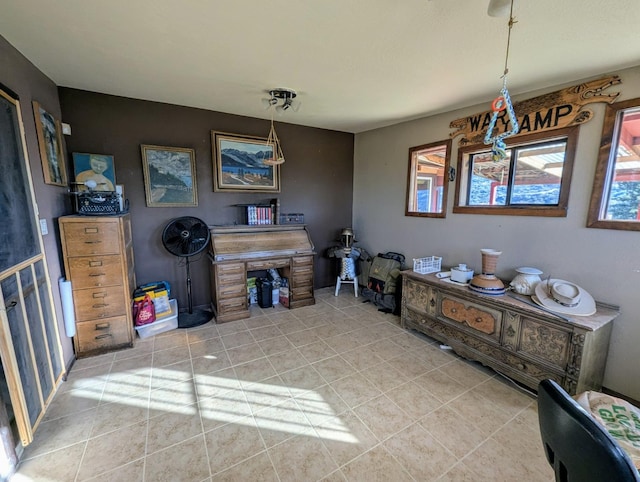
39;218;48;235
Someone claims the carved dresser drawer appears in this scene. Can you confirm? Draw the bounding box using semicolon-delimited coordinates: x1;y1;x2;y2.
400;270;619;395
437;292;502;344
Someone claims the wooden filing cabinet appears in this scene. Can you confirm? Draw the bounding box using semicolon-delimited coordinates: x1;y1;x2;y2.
59;214;136;357
401;270;619;395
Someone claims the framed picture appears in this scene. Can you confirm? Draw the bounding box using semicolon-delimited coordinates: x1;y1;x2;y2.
212;131;281;192
140;145;197;207
72;153;116;191
32;101;67;186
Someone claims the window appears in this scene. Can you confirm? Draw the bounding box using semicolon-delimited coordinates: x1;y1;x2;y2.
453;128;578;217
406;139;452;218
588;97;640;231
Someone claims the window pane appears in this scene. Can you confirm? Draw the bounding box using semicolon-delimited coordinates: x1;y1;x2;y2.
511;142;565;205
469;151;510;206
604;109;640;221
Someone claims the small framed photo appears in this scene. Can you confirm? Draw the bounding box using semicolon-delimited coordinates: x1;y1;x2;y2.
33;101;67;186
72;153;116;191
140;145;197;207
212;131;281;192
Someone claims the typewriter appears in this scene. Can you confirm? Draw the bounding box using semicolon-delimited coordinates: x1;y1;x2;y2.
75;191;126;215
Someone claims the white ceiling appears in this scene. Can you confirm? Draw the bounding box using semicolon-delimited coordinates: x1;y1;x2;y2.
2;0;640;133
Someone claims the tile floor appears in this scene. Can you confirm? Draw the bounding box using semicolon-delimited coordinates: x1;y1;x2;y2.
13;288;554;481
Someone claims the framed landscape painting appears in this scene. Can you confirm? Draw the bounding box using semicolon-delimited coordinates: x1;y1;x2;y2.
33;101;67;186
140;145;197;207
211;131;281;192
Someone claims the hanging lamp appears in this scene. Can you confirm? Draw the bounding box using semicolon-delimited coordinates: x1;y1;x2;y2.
264;112;285;165
484;0;519;162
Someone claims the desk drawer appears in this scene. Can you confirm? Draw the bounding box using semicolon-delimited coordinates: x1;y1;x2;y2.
68;255;123;288
219;282;246;300
73;286;127;322
76;316;131;354
218;297;247;314
246;258;290;271
216;262;245;276
292;255;313;267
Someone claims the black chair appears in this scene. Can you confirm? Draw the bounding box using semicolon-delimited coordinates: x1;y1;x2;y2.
537;379;640;482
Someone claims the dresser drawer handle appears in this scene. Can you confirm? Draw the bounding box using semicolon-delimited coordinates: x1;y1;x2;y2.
92;292;107;298
475;317;483;323
94;334;112;340
89;273;105;277
517;363;526;370
95;323;110;330
93;303;108;308
84;240;102;244
451;308;457;313
84;227;99;234
89;261;103;267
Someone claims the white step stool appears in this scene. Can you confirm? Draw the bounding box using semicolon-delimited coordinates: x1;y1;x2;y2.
335;275;358;297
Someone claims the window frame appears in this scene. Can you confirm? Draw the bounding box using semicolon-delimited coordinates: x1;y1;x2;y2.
453;127;578;217
405;139;452;218
587;97;640;231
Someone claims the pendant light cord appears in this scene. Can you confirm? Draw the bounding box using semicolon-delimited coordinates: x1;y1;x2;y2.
502;0;517;79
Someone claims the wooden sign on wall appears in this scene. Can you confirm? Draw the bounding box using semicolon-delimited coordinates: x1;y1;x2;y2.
450;75;622;147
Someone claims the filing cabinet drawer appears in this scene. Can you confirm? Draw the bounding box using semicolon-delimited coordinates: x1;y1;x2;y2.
73;286;127;322
68;255;123;288
63;222;121;256
76;316;132;354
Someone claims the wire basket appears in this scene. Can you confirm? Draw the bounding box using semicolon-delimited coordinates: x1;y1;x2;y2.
413;256;442;274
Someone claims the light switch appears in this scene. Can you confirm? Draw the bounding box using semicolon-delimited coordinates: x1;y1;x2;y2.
39;218;48;235
61;123;71;135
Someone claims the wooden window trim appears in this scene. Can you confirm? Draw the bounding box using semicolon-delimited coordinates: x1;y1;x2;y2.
587;97;640;231
453;127;578;217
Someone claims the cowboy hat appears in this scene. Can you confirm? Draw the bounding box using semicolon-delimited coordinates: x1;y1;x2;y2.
533;279;596;316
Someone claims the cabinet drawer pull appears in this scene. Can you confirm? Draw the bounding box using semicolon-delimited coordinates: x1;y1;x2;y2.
94;334;112;340
84;240;102;244
89;273;105;277
95;323;110;330
92;292;107;298
84;227;99;234
93;303;108;308
89;260;103;267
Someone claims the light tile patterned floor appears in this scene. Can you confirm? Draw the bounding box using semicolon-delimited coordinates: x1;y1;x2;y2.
13;288;554;481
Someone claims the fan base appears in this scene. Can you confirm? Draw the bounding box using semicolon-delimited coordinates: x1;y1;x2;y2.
177;309;213;329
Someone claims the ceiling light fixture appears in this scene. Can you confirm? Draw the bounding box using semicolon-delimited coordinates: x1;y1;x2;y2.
263;88;300;113
484;0;519;162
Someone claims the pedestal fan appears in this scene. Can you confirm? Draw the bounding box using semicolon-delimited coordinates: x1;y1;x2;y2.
162;216;212;328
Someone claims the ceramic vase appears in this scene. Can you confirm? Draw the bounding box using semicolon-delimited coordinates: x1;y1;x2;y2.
469;249;506;295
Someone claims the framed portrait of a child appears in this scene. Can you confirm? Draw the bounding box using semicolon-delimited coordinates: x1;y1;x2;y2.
72;153;116;191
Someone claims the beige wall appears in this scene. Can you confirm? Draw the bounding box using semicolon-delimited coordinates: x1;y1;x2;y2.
354;66;640;400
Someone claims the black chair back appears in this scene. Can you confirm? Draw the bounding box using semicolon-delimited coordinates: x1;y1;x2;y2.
537;379;639;482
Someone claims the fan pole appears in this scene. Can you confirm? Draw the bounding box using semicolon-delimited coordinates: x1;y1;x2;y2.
186;256;193;314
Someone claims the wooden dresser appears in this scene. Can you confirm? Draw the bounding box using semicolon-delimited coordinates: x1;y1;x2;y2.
401;271;619;395
59;214;136;357
209;225;315;323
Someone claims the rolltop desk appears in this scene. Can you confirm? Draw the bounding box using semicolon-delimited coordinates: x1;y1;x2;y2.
208;225;315;323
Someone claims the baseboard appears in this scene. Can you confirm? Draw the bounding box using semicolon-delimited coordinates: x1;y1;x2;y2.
601;386;640;407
